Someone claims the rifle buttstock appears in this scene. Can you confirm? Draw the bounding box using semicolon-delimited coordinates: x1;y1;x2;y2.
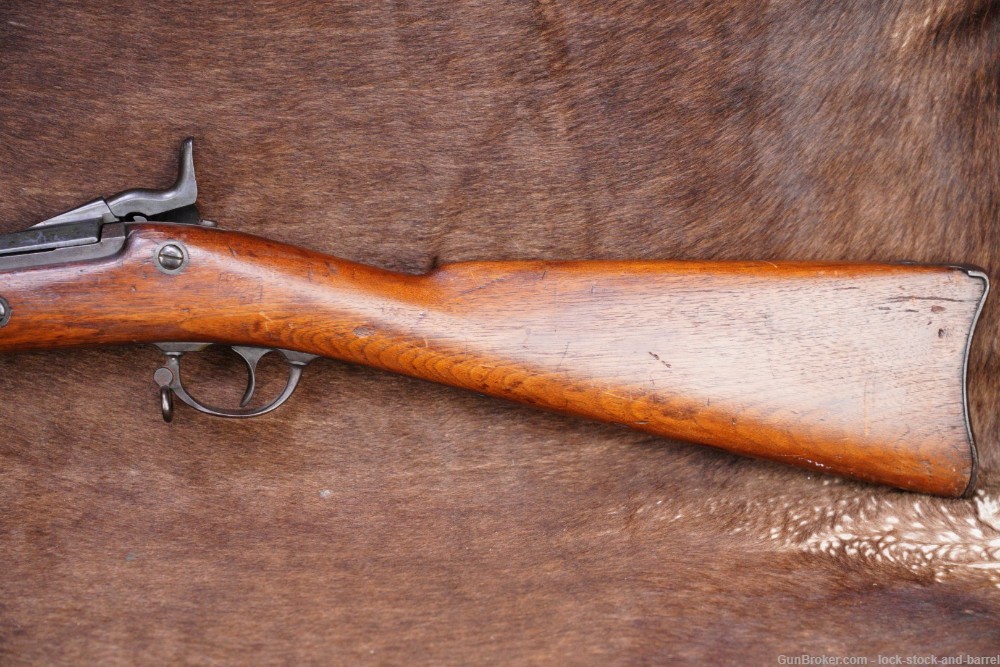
0;224;987;496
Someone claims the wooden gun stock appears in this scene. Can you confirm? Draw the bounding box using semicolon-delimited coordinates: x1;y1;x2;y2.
0;223;988;496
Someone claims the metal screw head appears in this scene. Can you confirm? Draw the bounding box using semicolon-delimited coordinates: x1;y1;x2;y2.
154;241;188;274
0;297;9;327
157;244;184;269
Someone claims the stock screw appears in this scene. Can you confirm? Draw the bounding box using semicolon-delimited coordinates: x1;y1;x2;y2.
155;243;187;273
0;298;8;327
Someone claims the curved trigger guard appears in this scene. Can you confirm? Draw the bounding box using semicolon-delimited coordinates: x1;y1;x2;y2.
153;343;319;420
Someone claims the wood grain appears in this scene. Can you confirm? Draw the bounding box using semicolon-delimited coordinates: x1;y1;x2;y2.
0;223;987;495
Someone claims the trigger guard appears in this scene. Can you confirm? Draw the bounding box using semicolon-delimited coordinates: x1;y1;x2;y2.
153;343;318;418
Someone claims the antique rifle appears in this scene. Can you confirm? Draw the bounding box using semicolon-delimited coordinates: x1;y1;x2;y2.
0;140;988;496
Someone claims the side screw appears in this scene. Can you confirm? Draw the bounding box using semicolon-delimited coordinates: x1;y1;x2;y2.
0;297;9;327
155;242;188;274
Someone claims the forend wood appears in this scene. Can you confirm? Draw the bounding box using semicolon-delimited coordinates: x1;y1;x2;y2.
0;223;988;496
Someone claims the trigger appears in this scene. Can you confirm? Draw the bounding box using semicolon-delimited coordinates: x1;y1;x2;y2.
230;346;274;408
239;374;255;408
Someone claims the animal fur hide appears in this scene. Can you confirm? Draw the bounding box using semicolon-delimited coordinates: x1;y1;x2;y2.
0;0;997;663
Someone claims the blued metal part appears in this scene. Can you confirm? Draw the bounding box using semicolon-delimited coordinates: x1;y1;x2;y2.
0;220;101;256
960;268;990;497
160;386;175;423
31;198;116;228
32;138;198;228
153;343;319;420
106;138;197;219
0;223;126;272
152;204;202;226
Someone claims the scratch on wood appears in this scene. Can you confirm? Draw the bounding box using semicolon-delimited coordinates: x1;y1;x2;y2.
457;276;508;297
888;296;970;303
555;342;570;371
648;351;671;368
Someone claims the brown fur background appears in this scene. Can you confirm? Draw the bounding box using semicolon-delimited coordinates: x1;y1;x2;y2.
1;1;999;663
